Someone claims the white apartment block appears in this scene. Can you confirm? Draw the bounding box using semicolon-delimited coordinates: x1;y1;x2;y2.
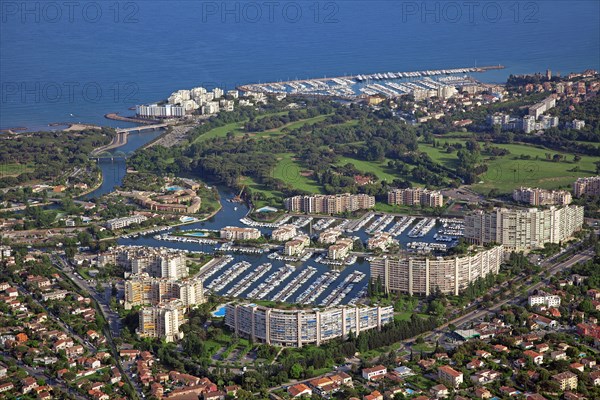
220;226;261;241
271;224;298;242
138;300;185;342
387;188;443;208
367;232;393;251
370;246;504;296
529;96;556;119
284;235;310;256
328;238;353;260
528;294;561;308
318;228;343;244
574;176;600;197
201;101;220;115
464;206;584;251
284;193;375;214
125;275;205;309
105;215;148;230
225;303;393;347
513;187;572;206
136;104;185;118
96;246;188;280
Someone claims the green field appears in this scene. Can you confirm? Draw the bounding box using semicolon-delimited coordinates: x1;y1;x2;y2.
421;139;599;194
272;153;322;193
0;163;33;177
335;156;398;182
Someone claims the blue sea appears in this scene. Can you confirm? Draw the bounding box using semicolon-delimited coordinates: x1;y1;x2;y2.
1;0;599;130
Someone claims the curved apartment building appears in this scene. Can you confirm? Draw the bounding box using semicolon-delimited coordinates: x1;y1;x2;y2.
225;303;393;347
369;245;505;296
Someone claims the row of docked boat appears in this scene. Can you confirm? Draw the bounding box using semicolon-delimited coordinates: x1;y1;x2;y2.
247;264;296;300
296;271;339;304
407;218;436;238
438;218;465;236
387;216;416;236
154;233;218;245
123;225;171;239
197;255;234;281
271;266;317;302
407;241;448;252
365;214;395;234
312;217;336;231
207;261;252;292
355;67;478;82
226;263;272;297
315;254;357;267
319;271;365;307
346;212;375;232
433;234;456;242
267;250;313;263
217;242;264;254
292;216;313;228
240;215;292;228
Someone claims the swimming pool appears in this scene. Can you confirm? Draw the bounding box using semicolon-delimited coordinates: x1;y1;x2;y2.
185;232;209;237
166;185;185;191
212;305;227;317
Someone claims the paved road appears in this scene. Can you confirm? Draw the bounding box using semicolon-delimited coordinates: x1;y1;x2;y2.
420;247;595;343
1;352;87;400
53;255;141;400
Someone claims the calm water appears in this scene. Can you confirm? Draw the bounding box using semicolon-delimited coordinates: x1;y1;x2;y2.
1;1;599;129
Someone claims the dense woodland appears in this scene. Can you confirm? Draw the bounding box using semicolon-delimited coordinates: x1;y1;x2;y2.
0;128;113;188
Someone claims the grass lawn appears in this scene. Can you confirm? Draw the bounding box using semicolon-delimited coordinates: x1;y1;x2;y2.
0;163;33;177
394;312;413;321
272;153;322;193
335;156;399;182
412;342;436;352
239;176;284;208
420;139;599;194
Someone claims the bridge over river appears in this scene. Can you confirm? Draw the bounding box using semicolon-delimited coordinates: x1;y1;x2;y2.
91;123;169;157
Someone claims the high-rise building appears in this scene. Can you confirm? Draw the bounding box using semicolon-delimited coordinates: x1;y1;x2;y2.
513;187;572;206
387;188;443;207
225;303;393;347
136;104;186;118
464;206;584;251
284;194;375;214
574;176;600;197
370;246;504;296
138;300;185;342
125;275;205;309
96;247;189;280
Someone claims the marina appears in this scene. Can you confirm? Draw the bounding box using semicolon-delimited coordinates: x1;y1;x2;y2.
196;255;234;281
207;261;253;292
387;216;416;236
226;263;273;297
296;271;340;305
270;266;317;302
239;66;504;99
247;264;296;300
408;218;437;238
320;271;366;307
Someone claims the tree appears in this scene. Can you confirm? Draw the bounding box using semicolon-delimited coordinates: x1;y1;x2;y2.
290;363;304;379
